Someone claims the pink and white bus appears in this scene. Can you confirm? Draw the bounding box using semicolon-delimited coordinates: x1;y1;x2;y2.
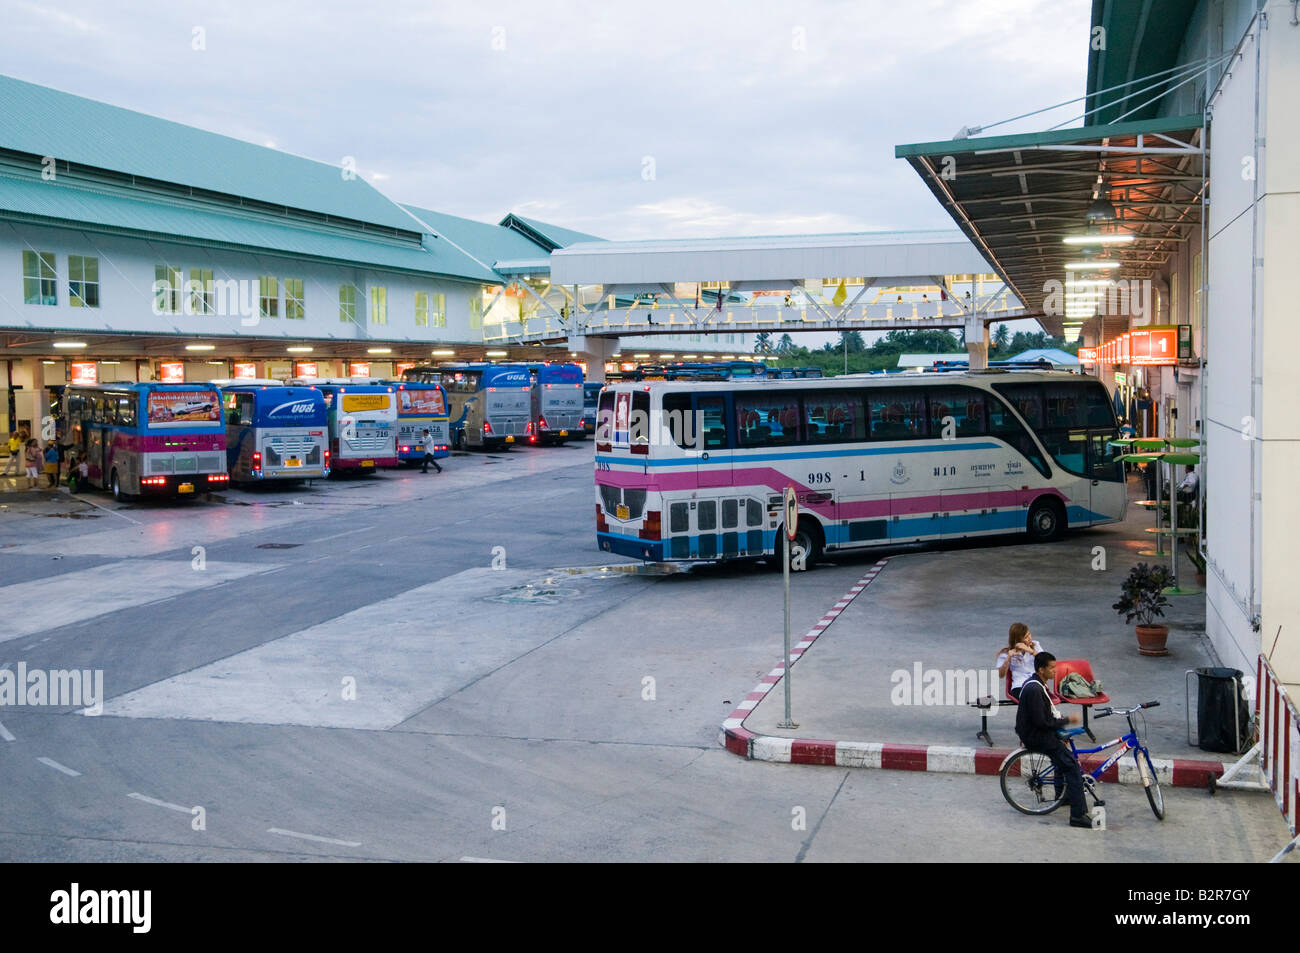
63;382;228;500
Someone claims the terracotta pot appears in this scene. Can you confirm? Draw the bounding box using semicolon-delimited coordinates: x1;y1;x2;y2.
1136;623;1170;657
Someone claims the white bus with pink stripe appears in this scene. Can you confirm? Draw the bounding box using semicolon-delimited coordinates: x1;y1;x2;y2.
594;371;1126;567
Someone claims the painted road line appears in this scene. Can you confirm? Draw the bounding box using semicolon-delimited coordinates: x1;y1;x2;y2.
74;495;142;525
127;792;192;814
101;567;640;730
37;757;81;777
309;526;373;543
459;856;519;863
0;559;270;645
267;827;361;848
0;721;14;742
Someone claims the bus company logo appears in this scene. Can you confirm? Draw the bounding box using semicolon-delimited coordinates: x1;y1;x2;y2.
268;400;316;418
50;883;151;934
891;663;1004;710
890;460;910;485
0;663;104;715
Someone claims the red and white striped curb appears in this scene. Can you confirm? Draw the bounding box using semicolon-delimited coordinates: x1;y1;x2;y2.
720;557;1229;789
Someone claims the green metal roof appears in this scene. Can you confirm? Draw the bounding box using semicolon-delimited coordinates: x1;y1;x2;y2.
402;205;553;273
498;213;602;250
0;171;498;281
1085;0;1200;125
0;72;419;233
894;113;1202;159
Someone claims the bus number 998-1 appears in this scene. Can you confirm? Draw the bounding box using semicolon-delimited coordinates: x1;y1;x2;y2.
807;472;831;484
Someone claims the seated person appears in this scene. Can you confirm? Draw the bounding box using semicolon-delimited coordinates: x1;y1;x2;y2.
995;622;1045;700
1177;464;1199;503
1015;652;1090;829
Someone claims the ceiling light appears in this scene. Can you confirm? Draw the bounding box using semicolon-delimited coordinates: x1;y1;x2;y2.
633;353;651;358
1065;280;1114;287
659;354;676;359
52;341;86;348
367;347;392;354
207;360;226;365
432;349;456;356
287;346;314;353
1063;233;1134;245
99;360;121;365
1085;197;1117;221
485;350;508;357
186;344;215;351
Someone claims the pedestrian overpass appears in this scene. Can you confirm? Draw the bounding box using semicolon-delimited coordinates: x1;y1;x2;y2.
478;229;1036;377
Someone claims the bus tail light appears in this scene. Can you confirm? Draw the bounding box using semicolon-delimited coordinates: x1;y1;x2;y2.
207;473;228;483
142;477;167;487
482;420;493;435
252;451;262;472
639;510;662;540
324;449;331;467
400;445;410;453
538;415;548;430
596;504;609;534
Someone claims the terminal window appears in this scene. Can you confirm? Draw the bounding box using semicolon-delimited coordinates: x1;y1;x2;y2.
431;293;446;328
188;268;213;314
284;278;305;320
370;286;387;325
68;255;99;308
415;291;429;327
339;284;357;324
154;265;181;313
23;251;57;306
259;276;279;318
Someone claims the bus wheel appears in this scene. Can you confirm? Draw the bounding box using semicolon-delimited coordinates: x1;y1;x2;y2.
1026;498;1064;542
110;469;126;502
777;518;822;571
455;431;466;452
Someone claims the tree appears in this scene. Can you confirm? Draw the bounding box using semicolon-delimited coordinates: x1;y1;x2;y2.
776;333;795;356
993;323;1010;354
754;332;773;355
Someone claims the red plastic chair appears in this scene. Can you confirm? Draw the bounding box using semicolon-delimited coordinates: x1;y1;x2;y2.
1053;659;1110;741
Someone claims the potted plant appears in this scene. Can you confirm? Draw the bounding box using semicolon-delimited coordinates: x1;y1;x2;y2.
1113;562;1174;656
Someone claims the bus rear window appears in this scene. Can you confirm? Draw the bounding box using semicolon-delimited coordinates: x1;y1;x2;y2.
596;391;615;443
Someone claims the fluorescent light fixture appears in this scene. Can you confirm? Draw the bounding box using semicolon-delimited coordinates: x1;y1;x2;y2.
682;354;698;359
287;346;314;353
431;349;456;356
99;360;121;365
208;360;226;365
367;347;392;354
485;350;508;357
633;353;650;358
659;354;676;359
185;344;216;351
1066;280;1114;288
1063;234;1134;245
42;360;56;364
52;341;86;348
1065;261;1120;270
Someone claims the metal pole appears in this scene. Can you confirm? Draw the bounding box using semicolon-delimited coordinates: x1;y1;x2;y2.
780;532;796;728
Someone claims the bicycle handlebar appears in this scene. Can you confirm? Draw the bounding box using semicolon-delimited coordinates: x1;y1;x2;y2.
1093;701;1159;719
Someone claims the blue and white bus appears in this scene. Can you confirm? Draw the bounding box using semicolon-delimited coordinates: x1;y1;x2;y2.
62;382;228;500
219;384;330;483
405;363;531;451
290;379;397;471
524;362;585;445
594;371;1125;566
392;381;451;464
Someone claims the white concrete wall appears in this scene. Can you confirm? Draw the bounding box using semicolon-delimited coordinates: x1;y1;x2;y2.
0;222;484;346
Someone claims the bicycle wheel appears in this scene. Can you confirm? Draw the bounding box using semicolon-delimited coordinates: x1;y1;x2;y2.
1000;749;1067;815
1137;749;1165;820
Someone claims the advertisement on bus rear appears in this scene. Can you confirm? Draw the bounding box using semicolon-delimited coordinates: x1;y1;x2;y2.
146;389;221;427
397;389;445;416
341;393;390;413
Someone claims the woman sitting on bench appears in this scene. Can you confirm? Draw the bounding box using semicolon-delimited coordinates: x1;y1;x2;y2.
995;622;1045;701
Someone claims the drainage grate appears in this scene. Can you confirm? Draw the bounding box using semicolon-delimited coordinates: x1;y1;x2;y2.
257;543;302;549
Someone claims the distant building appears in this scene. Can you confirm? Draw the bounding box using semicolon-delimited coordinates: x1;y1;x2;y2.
1006;348;1079;367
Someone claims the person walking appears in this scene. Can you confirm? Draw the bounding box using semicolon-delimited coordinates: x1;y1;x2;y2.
3;431;21;476
23;438;42;489
420;428;442;473
1015;652;1092;829
43;441;60;488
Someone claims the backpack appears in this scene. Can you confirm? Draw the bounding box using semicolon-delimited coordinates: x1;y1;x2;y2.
1059;671;1102;698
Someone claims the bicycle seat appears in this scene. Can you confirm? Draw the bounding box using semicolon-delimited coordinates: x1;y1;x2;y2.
1057;726;1089;739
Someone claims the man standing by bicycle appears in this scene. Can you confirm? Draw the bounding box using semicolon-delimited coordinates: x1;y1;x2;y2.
1015;652;1091;829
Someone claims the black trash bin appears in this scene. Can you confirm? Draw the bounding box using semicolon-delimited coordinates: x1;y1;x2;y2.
1193;667;1250;753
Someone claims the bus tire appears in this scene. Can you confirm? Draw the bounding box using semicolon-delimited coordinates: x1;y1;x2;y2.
775;518;822;571
110;469;128;502
1026;497;1064;542
455;431;466;452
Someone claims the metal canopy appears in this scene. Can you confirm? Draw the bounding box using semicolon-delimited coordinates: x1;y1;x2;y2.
895;114;1204;337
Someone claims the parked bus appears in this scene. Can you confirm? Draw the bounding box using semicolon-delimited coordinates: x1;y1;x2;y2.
593;371;1125;566
219;384;330;483
524;362;585;445
62;382;228;500
289;379;397;471
580;381;604;438
406;363;530;451
392;381;451;464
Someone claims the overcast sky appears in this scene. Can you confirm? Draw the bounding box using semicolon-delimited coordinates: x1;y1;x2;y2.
2;0;1093;242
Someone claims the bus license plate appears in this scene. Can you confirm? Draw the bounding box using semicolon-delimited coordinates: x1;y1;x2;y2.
505;436;515;443
361;460;374;467
286;458;301;467
616;504;629;520
560;430;569;437
178;483;195;494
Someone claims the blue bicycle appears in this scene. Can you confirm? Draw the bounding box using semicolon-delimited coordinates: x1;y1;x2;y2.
999;701;1165;820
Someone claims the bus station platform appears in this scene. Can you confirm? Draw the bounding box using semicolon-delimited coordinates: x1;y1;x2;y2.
724;477;1235;787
